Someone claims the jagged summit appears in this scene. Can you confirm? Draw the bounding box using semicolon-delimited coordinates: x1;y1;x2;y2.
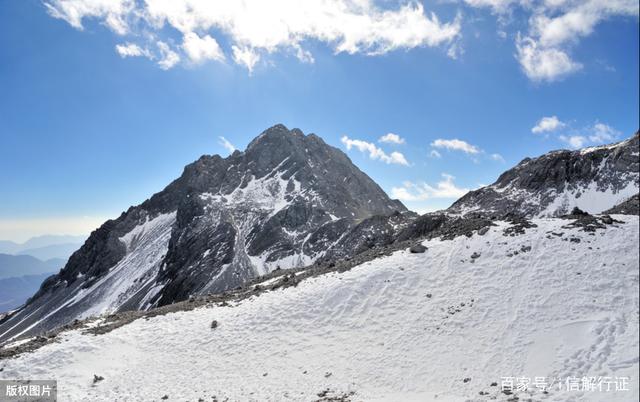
0;125;407;342
144;124;404;221
448;132;639;218
246;123;306;149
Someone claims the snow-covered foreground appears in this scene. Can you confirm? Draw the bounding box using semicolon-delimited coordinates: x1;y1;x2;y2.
1;217;638;401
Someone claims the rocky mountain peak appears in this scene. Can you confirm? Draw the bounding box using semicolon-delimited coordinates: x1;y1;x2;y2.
0;125;407;342
246;123;304;149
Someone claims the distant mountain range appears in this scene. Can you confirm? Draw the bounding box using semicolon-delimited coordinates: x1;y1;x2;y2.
0;272;54;312
0;235;84;313
0;254;64;280
0;234;85;260
0;254;62;313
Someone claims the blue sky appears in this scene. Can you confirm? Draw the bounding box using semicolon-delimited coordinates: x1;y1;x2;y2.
0;0;638;241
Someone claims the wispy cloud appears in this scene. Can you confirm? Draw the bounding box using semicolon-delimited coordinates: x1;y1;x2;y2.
490;153;505;162
558;122;621;149
429;149;442;158
341;136;409;166
115;43;151;58
44;0;132;35
431;138;480;154
559;135;587;149
218;136;237;154
532;115;565;134
464;0;639;82
231;46;260;73
391;173;469;201
378;133;405;145
44;0;461;72
157;41;180;70
183;32;225;64
589;122;620;143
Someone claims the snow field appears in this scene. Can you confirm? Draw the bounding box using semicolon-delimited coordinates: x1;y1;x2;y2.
1;217;638;401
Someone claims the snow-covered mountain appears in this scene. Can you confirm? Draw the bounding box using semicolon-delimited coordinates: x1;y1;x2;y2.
1;216;637;401
0;124;407;342
1;126;639;401
448;132;639;218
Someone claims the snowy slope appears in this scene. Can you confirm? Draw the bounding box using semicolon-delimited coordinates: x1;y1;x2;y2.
1;216;637;401
0;212;176;342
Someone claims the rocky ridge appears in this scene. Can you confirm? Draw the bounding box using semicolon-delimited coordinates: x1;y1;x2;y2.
448;132;639;218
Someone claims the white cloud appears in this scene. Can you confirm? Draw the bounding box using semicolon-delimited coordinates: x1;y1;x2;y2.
463;0;518;14
391;173;469;201
558;122;620;149
559;134;587;149
294;45;315;63
157;41;180;70
446;41;464;60
341;136;409;166
218;136;236;154
429;137;506;162
45;0;134;35
531;1;639;48
232;46;260;73
589;122;619;143
387;152;409;166
45;0;461;72
490;153;505;162
182;32;225;64
378;133;405;144
463;0;639;82
431;138;480;154
115;43;151;58
532;115;565;133
515;35;582;82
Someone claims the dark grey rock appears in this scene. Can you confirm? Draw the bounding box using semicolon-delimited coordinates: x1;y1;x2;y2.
570;207;589;216
448;132;639;218
601;215;614;224
409;244;427;253
603;194;639;215
477;226;490;236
